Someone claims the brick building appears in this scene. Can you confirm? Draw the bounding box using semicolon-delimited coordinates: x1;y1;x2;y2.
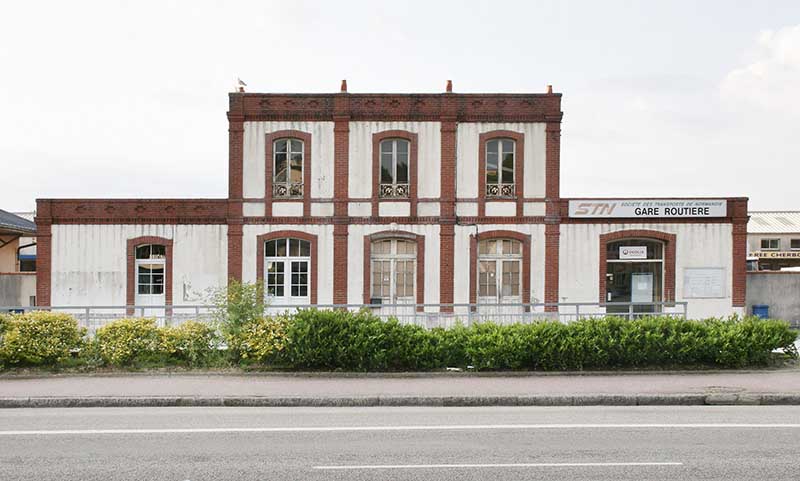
34;82;748;319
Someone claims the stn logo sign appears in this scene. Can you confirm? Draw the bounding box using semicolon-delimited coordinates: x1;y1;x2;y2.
568;199;727;218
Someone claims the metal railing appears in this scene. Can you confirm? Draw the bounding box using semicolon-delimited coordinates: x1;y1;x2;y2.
0;301;688;334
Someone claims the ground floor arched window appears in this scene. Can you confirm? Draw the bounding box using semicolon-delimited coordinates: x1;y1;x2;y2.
370;238;416;305
605;239;664;314
478;238;522;304
265;237;311;305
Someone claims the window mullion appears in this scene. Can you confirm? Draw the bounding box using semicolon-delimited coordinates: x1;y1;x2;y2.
392;140;397;186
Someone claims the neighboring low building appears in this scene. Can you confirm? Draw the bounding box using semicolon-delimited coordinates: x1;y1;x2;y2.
0;209;37;306
747;211;800;271
34;83;748;320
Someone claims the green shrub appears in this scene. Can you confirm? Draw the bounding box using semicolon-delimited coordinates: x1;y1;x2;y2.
94;318;163;367
231;315;289;365
0;311;85;366
161;320;222;367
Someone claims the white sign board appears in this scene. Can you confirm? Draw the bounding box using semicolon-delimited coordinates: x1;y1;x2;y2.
619;246;647;260
683;268;726;299
631;272;654;303
569;199;727;218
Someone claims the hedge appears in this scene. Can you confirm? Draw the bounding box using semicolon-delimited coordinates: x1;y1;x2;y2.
0;310;796;370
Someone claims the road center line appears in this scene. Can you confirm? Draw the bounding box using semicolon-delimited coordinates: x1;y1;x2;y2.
314;462;684;470
0;423;798;436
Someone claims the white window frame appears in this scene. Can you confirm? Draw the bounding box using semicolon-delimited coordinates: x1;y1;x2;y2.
477;239;522;303
135;244;166;297
370;238;416;304
379;138;410;198
605;239;665;305
273;138;304;198
264;238;311;302
760;238;780;250
485;138;515;197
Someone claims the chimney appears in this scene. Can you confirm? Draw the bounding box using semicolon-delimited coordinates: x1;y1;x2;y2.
446;80;453;93
340;79;348;92
546;84;553;94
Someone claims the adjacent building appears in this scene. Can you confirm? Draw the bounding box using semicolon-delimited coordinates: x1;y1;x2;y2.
34;83;748;319
0;209;37;306
747;211;800;271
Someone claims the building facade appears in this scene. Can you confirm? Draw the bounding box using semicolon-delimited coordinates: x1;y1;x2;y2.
34;84;748;319
747;211;800;271
0;209;37;306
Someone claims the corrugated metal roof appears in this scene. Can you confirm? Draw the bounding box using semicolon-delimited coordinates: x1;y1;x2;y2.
0;209;36;235
748;211;800;233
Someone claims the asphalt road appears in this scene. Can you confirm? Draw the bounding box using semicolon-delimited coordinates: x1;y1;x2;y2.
1;406;798;480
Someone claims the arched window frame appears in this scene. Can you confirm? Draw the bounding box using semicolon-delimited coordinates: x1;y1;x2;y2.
256;231;318;304
265;130;312;217
478;130;524;217
598;230;676;304
469;230;531;305
372;130;418;217
362;231;425;309
126;236;173;312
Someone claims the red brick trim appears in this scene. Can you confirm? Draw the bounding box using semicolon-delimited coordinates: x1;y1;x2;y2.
545;121;561;201
362;230;425;309
255;230;318;305
40;199;228;224
598;230;676;304
544;223;560;312
333;224;348;304
237;93;563;123
439;223;455;312
126;236;174;310
439;120;457;220
371;130;418;217
265;130;312;218
227;98;244;200
468;230;532;306
227;221;243;282
478;131;524;217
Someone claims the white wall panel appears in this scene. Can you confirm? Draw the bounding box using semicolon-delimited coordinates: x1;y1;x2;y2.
456;202;478;217
242;224;335;304
311;202;334;217
485;202;516;217
243;121;335;199
243;202;265;217
456;122;547;199
51;224;228;306
379;202;410;217
348;202;371;217
417;202;440;217
348;122;441;199
523;202;546;217
271;202;303;217
559;223;734;318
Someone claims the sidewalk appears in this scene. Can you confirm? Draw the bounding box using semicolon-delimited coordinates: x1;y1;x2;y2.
1;368;800;407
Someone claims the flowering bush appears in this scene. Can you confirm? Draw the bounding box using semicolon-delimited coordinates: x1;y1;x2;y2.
0;311;85;366
229;315;289;364
93;318;162;367
160;320;222;366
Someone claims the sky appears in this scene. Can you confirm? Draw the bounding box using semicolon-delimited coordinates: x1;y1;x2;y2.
1;0;799;212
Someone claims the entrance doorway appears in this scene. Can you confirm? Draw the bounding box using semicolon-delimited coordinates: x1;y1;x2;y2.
606;239;664;315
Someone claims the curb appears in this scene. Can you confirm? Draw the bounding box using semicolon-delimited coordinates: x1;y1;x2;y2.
1;393;799;408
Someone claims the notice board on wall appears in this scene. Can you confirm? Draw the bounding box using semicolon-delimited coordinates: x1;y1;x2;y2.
683;268;726;298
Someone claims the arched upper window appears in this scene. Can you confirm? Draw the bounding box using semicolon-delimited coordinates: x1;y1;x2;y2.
379;138;410;198
273;138;304;198
264;238;311;301
485;138;515;197
135;244;166;295
477;239;522;302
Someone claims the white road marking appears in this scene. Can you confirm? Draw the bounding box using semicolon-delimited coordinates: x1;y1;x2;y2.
315;462;684;470
0;423;798;436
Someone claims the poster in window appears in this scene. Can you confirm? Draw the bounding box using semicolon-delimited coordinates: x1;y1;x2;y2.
631;273;653;303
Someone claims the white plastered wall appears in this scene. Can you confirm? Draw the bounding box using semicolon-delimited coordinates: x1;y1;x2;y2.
242;121;335;200
347;224;441;307
348;121;441;199
559;223;734;319
50;224;228;306
242;224;335;304
453;224;546;305
456;122;547;199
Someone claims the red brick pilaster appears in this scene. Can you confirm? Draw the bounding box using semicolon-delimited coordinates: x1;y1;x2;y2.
333;223;349;304
34;200;52;306
730;198;749;307
544;223;560;312
439;116;457;311
227;97;244;284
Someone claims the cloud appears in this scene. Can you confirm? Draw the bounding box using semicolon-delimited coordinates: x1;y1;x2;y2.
720;24;800;114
